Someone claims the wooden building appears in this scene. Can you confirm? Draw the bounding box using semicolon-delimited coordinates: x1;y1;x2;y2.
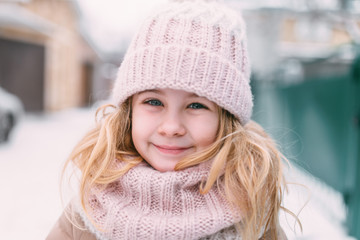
228;0;359;80
0;0;98;112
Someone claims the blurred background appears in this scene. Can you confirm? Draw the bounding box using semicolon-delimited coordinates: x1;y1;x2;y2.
0;0;359;239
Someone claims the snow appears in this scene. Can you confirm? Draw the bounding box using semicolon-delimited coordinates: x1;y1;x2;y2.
0;108;94;239
280;165;355;240
0;108;356;240
76;0;168;55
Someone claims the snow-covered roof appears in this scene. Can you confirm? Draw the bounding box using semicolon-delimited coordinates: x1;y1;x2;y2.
230;0;359;12
0;3;55;36
74;0;360;61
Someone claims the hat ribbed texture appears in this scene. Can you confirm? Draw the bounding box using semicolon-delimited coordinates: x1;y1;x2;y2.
112;0;252;124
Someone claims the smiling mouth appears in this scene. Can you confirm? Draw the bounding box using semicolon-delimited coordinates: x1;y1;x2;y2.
153;144;191;155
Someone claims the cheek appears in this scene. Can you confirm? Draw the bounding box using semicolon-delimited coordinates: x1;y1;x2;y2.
132;110;145;144
131;107;142;146
191;115;219;147
131;108;156;145
131;120;140;147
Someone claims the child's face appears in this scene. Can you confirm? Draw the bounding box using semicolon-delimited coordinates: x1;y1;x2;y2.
131;88;219;172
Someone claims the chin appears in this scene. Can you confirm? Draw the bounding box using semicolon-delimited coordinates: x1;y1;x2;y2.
148;161;177;172
154;166;176;173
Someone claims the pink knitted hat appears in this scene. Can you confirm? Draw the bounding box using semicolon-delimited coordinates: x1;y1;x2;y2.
112;0;252;124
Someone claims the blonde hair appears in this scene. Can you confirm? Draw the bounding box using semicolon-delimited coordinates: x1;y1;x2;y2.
64;100;291;240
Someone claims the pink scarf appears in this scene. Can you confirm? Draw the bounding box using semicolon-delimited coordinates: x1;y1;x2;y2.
76;161;242;240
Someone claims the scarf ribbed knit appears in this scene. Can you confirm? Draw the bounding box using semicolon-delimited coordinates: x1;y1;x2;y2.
76;161;243;240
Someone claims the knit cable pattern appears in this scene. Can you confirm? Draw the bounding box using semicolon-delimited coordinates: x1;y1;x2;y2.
76;161;243;240
112;1;252;125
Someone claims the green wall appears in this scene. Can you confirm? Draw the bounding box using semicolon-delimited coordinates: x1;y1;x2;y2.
252;57;360;238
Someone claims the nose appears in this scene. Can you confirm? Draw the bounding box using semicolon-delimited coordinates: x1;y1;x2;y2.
158;111;186;137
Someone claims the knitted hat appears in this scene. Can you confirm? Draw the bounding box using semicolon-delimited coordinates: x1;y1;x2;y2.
112;0;252;124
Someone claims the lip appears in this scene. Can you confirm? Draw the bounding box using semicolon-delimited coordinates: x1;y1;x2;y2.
153;144;191;155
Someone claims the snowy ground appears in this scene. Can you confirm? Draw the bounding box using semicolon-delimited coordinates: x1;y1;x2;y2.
0;108;356;240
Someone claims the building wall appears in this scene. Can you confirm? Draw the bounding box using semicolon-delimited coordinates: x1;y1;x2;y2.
0;0;97;111
281;17;351;46
21;0;97;110
0;37;45;111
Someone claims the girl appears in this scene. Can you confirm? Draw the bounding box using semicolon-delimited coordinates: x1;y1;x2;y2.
48;0;289;239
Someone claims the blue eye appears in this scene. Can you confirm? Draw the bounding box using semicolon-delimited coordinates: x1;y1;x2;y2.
145;99;163;106
188;103;207;109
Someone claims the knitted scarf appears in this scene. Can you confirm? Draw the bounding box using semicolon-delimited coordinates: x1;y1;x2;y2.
76;160;244;240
